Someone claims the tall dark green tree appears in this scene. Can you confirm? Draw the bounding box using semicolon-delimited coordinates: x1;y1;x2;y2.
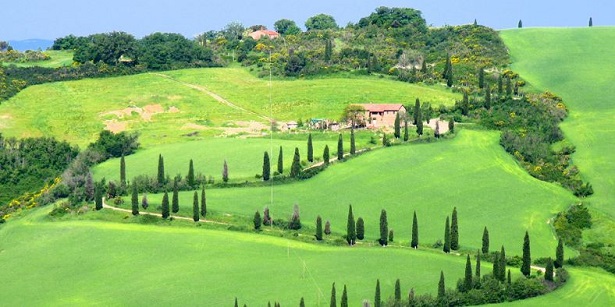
395;278;401;303
497;74;503;95
290;147;302;178
337;134;344;161
234;297;238;307
277;146;284;174
485;85;491;109
413;98;421;125
507;269;512;285
475;250;481;281
141;194;148;210
521;231;531;277
446;65;454;87
518;19;523;28
346;205;356;245
403;119;409;142
315;215;323;240
442;53;451;79
120;154;126;189
416;106;423;136
95;184;103;210
341;284;348;307
438;271;446;298
451;207;459;250
589;17;593;27
222;160;229;183
330;282;336;307
300;297;305;307
356;217;365;240
157;154;165;185
161;191;170;219
187;159;195;187
131;182;139;215
323;145;330;165
192;191;199;222
253;210;261;230
555;238;564;268
389;229;394;242
172;180;179;214
545;257;554;282
499;245;507;281
200;185;207;217
411;211;419;248
374;279;381;307
307;134;314;162
505;76;512;97
350;129;356;155
482;226;490;254
464;254;473;291
461;91;469;116
478;67;485;89
262;151;271;181
394;113;401;138
443;216;451;253
379;209;388;246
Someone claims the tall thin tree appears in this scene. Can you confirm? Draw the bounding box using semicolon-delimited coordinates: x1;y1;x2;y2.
499;245;507;281
95;184;103;210
413;98;420;125
330;282;336;307
374;279;381;307
395;279;401;303
403;118;409;142
356;217;365;240
341;284;348;307
350;128;356;155
337;134;344;161
120;154;126;189
482;226;490;254
411;210;419;248
192;191;199;222
222;160;229;182
589;17;593;27
443;216;451;253
323;145;330;165
394;113;401;138
172;180;179;214
464;254;473;291
131;182;139;215
277;146;283;174
187;159;195;187
262;151;271;181
346;205;356;245
555;238;564;268
521;231;531;277
485;84;492;109
478;67;485;89
157;154;165;185
476;250;481;281
200;185;207;217
518;19;523;28
451;207;459;250
438;271;446;298
290;147;301;178
307;133;314;162
379;209;388;246
161;191;169;219
253;210;261;230
316;215;323;240
545;257;554;281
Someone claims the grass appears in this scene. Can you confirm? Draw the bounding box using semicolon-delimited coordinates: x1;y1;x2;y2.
0;67;459;148
124;129;577;258
1;50;74;68
500;27;615;248
0;205;480;306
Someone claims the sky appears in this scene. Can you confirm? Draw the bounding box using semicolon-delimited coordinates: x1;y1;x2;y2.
2;0;614;40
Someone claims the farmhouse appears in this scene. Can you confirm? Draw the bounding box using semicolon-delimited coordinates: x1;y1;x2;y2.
248;29;280;40
359;103;406;128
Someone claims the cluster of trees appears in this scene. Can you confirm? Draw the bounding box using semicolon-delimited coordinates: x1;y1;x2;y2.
0;49;49;63
339;205;419;248
253;203;301;231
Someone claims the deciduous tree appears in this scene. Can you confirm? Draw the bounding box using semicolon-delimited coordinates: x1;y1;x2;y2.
289;203;301;230
305;14;338;31
325;220;331;235
141;194;148;210
274;19;301;35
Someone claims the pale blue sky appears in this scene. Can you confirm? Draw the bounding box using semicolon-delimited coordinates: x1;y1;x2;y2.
2;0;613;40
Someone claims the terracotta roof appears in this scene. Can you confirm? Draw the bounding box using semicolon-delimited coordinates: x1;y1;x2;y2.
248;30;280;40
357;104;405;112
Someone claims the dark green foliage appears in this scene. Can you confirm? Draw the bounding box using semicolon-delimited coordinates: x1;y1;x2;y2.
388;229;394;242
416;109;423;136
464;254;473;291
356;217;365;240
403;119;409;142
300;297;305;307
553;204;592;247
157;154;165;185
497;74;503;95
290;147;302;178
141;194;148;210
443;216;451;253
95;184;103;210
262;207;272;226
476;250;481;280
411;211;419;248
508;269;512;285
395;279;401;302
87;130;139;160
444;53;454;87
521;231;531;277
485;85;491;109
451;207;459;250
274;19;301;35
200;185;207;217
518;20;523;28
324;39;332;63
222;160;229;183
315;215;323;240
262;151;271;181
394;113;401;138
478;67;485;88
305;13;338;31
374;279;381;307
337;134;344;161
330;282;336;307
499;246;507;281
161;191;169;219
545;258;554;282
234;297;238;307
493;251;500;280
192;191;199;222
307;134;314;162
172;180;179;213
382;133;389;147
448;119;455;133
323;145;330;165
589;17;593;27
505;76;513;97
438;271;446;298
120;155;126;188
461;91;469;116
379;209;388;246
341;284;348;307
346;205;356;245
555;239;564;268
131;183;139;215
253;210;261;230
187;159;195;187
324;220;331;235
350;129;356;155
413;98;421;125
289;204;302;230
277;146;284;174
482;226;489;254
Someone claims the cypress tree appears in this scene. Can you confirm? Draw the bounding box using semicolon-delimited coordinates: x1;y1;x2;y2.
141;194;148;210
521;231;531;277
507;269;512;284
263;207;272;226
555;238;564;268
277;146;283;174
200;185;207;217
411;211;419;248
290;147;301;178
499;246;507;281
497;74;503;95
374;279;381;307
356;217;365;240
120;154;126;189
254;210;261;230
157;154;165;185
346;205;356;245
589;17;593;27
448;119;454;133
475;250;481;281
446;61;454;87
545;257;554;281
324;220;331;235
350;128;356;155
451;207;459;250
95;184;103;210
518;19;523;28
222;160;229;182
485;85;491;109
234;297;238;307
492;252;500;280
395;279;401;303
464;254;473;291
442;53;451;79
131;182;139;215
300;297;305;307
382;133;388;147
478;67;485;89
187;159;195;187
482;226;490;254
403;119;409;142
337;134;344;161
161;191;169;219
341;284;348;307
416;105;423;136
443;216;450;253
262;151;271;181
323;145;330;165
394;113;401;138
316;215;323;240
192;191;199;222
421;58;427;73
307;133;314;162
413;98;420;125
408;288;415;306
172;180;179;214
505;76;512;97
389;229;394;242
324;39;332;63
437;271;446;298
461;91;469;116
330;282;336;307
379;209;388;246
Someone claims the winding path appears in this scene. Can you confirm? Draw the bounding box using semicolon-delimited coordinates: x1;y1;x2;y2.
102;199;228;225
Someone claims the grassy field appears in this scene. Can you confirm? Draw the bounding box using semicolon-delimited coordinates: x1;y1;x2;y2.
1;50;74;68
500;27;615;247
127;129;577;258
0;67;459;148
0;206;482;306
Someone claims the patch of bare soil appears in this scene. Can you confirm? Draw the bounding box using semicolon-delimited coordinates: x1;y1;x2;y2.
101;104;180;131
104;120;128;133
0;114;12;128
426;118;450;134
220;121;269;137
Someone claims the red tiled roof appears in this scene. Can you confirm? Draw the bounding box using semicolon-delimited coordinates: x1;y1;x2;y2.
357;104;405;112
248;30;280;40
